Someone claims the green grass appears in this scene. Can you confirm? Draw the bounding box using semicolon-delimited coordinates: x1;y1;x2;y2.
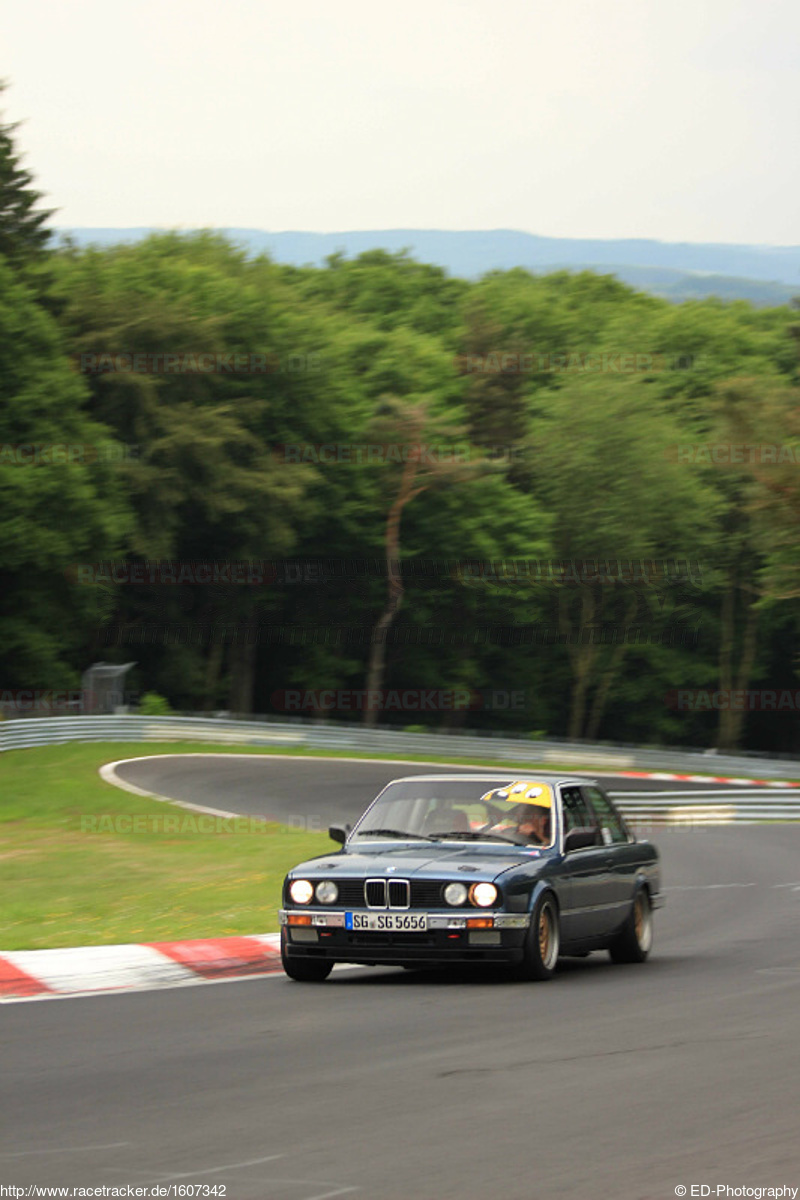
2;739;793;951
0;742;338;950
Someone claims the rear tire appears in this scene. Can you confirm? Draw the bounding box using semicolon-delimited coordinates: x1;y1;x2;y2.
510;891;560;981
281;931;333;982
608;887;653;964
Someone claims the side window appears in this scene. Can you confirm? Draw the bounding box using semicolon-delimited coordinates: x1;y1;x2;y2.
583;786;629;844
560;786;596;833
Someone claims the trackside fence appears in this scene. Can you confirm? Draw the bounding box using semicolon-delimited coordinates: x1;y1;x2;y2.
2;715;800;822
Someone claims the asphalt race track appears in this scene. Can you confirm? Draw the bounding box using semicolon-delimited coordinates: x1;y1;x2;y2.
2;756;800;1199
109;752;753;826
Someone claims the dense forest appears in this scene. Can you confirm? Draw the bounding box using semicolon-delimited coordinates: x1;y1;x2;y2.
57;227;800;307
2;106;799;753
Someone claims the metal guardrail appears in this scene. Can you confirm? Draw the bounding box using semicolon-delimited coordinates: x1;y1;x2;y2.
1;715;800;820
2;713;800;773
612;790;800;824
1;710;800;806
2;715;800;821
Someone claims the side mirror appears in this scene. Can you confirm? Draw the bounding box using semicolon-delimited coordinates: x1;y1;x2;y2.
328;824;349;845
564;826;601;853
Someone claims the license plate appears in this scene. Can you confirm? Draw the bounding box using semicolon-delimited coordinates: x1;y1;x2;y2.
345;911;428;932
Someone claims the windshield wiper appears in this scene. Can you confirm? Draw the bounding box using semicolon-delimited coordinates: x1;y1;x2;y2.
354;828;434;841
426;830;519;844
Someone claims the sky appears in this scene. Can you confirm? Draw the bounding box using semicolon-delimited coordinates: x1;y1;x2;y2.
2;0;799;244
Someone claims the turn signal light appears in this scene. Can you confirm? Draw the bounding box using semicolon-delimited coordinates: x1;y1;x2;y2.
288;913;313;926
466;917;494;929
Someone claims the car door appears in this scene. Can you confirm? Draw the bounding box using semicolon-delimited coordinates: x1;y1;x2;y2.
582;785;637;934
557;785;611;944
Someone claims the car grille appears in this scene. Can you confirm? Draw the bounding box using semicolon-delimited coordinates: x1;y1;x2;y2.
365;879;389;908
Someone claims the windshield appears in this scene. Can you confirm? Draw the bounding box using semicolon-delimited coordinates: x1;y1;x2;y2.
351;778;556;848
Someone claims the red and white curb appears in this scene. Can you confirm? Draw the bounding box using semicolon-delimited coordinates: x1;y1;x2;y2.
614;770;800;787
0;934;283;1002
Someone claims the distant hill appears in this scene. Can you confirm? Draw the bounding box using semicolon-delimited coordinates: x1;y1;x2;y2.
53;227;800;307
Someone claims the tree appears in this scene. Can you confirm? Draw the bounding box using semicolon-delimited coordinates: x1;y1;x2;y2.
360;397;493;727
729;380;800;603
700;376;800;747
0;258;130;690
526;372;720;740
37;233;800;750
0;83;54;270
287;248;468;339
51;234;318;711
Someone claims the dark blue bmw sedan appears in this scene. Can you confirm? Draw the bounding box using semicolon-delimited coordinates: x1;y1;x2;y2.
279;774;663;982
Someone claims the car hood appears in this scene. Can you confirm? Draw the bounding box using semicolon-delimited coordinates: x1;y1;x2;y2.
288;843;550;883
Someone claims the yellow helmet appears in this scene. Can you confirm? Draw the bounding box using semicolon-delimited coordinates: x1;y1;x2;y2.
481;781;553;808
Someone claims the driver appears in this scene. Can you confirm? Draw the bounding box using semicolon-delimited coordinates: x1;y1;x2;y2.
488;802;551;845
480;781;554;845
513;802;551;845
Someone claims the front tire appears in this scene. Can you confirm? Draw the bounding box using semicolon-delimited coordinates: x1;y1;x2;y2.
608;887;653;964
510;891;560;981
281;932;333;982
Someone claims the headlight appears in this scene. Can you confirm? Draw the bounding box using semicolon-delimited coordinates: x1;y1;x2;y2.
289;879;314;904
315;880;338;905
444;882;468;906
470;882;498;908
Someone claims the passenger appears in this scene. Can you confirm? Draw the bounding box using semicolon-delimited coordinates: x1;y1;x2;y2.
423;800;470;835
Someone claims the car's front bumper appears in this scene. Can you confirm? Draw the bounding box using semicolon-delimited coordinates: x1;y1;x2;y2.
279;909;531;966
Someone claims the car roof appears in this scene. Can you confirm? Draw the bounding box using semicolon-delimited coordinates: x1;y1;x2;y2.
388;773;589;787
